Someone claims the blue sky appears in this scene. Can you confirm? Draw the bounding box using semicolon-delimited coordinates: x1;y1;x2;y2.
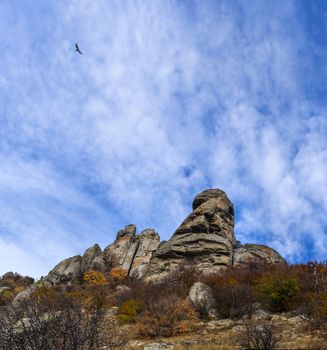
1;0;327;277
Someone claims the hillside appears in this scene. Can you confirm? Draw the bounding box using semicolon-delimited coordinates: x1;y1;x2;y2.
0;189;326;349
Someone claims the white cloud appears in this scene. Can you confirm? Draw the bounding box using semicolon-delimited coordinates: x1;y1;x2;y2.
0;0;327;276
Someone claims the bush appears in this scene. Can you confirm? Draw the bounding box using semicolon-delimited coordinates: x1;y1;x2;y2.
83;270;107;285
118;299;144;324
0;294;103;349
256;269;300;312
205;270;256;318
137;295;197;338
237;320;279;350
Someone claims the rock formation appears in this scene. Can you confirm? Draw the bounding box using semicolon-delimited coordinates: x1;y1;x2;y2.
145;189;237;279
104;226;160;278
233;244;285;267
18;189;285;294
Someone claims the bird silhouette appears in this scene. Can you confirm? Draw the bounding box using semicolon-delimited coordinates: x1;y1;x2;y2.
75;43;83;55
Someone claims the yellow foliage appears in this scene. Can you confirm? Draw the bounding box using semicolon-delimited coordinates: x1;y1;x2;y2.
118;299;144;324
14;285;26;294
109;268;128;280
0;290;13;299
83;270;108;285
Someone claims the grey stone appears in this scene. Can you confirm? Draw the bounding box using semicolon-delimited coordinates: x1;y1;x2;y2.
233;244;286;267
13;284;38;304
116;284;131;292
45;255;82;285
146;189;236;280
189;282;217;318
81;244;102;272
129;229;160;278
104;226;160;278
144;343;174;350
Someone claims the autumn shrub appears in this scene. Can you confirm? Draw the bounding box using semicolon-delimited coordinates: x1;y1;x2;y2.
256;268;300;312
205;268;256;318
298;291;327;329
137;295;197;338
0;293;105;350
294;262;327;294
237;320;279;350
83;270;108;285
0;272;34;288
118;299;144;324
0;289;13;306
109;268;128;281
163;264;202;297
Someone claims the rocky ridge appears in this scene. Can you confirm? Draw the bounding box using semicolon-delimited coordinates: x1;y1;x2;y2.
16;189;285;296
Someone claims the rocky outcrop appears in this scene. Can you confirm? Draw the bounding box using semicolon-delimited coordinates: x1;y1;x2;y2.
45;255;82;285
146;189;236;279
18;189;285;296
233;244;285;267
104;226;160;278
38;225;160;287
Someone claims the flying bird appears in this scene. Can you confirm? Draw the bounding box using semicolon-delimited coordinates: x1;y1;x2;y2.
75;43;83;55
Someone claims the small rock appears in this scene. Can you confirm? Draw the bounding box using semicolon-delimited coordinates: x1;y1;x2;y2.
116;284;131;292
207;319;234;330
288;316;304;325
102;306;119;318
126;340;145;348
144;343;174;350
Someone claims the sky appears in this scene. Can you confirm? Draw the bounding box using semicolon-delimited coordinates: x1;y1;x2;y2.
1;0;327;277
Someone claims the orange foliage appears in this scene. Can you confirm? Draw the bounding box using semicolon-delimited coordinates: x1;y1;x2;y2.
137;295;197;338
83;270;108;285
109;268;128;280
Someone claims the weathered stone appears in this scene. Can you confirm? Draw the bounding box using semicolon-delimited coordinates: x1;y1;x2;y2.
45;255;82;285
233;244;286;267
144;343;174;350
13;284;38;304
116;284;131;292
104;226;160;278
104;225;136;267
102;306;119;318
189;282;217;318
90;254;107;272
81;244;102;272
116;224;136;240
146;189;236;279
129;229;160;278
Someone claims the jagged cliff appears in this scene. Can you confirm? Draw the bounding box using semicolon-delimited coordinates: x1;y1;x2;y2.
15;189;285;299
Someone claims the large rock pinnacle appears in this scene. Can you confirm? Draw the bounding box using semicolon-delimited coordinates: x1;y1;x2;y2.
146;189;237;279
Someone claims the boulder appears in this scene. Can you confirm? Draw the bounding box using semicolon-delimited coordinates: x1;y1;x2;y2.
146;189;236;279
13;284;38;304
233;244;286;267
45;255;82;285
81;244;102;272
189;282;217;318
